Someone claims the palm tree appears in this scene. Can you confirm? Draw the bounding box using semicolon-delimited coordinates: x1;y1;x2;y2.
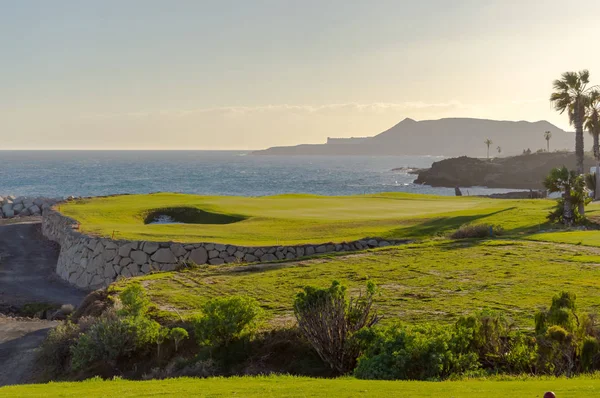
544;131;552;152
484;138;493;160
585;90;600;200
544;166;579;226
550;70;592;175
497;146;502;155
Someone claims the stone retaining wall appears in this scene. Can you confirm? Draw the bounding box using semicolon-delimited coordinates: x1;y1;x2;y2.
42;209;405;290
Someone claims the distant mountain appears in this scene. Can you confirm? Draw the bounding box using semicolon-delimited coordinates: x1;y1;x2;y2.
252;117;573;157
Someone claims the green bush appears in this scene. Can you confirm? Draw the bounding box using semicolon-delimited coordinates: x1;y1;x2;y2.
118;283;150;318
354;324;478;380
193;296;262;347
71;309;161;371
450;224;504;239
170;327;189;352
38;321;82;376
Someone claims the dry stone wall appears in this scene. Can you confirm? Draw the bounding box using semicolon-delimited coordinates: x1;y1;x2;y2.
42;209;405;290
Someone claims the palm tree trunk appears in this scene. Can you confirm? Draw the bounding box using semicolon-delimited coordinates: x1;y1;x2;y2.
575;100;585;216
596;160;600;201
575;102;585;175
594;131;599;160
547;139;550;152
564;189;573;226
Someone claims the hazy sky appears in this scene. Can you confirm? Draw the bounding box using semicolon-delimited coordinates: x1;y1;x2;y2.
3;0;600;150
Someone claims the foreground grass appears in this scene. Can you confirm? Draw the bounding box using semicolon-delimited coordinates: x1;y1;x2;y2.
59;192;566;245
3;375;600;397
119;239;600;326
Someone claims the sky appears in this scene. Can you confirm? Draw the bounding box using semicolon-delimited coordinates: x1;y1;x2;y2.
3;0;600;150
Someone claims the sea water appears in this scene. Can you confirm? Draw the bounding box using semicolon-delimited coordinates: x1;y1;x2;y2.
0;151;522;198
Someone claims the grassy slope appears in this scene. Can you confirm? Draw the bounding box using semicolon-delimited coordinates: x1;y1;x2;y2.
60;192;565;245
119;239;600;326
4;375;600;397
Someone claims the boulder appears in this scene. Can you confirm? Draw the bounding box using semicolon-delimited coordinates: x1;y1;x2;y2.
130;250;148;265
151;248;177;263
189;247;208;265
209;258;225;265
29;205;41;215
142;241;160;254
170;243;187;257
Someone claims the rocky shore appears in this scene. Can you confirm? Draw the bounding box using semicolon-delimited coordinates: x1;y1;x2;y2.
413;152;596;189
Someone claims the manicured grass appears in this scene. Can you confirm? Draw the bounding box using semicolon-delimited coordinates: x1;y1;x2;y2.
117;239;600;326
528;230;600;247
60;193;561;245
3;375;600;397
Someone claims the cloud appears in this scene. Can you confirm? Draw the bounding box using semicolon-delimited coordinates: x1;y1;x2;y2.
81;101;467;119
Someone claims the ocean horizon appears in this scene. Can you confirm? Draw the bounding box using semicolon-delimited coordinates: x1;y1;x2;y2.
0;150;523;198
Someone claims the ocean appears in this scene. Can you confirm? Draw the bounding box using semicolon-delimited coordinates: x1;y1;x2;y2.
0;151;521;198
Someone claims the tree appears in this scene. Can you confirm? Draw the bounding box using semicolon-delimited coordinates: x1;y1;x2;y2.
484;139;493;160
543;166;588;226
544;131;552;152
496;146;502;155
550;70;592;175
585;90;600;200
293;280;381;374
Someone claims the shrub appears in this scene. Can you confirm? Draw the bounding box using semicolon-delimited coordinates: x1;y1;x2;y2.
70;309;161;370
581;336;600;372
294;280;381;374
38;321;82;376
170;327;189;352
118;283;150;318
455;311;535;373
354;323;478;380
193;296;262;347
450;224;504;239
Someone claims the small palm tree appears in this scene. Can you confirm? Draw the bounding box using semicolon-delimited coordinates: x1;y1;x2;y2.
550;70;593;175
544;131;552;152
544;166;586;226
484;138;493;160
497;146;502;155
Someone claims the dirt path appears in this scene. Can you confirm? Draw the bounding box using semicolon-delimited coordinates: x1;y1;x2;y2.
0;220;86;306
0;220;87;386
0;317;57;386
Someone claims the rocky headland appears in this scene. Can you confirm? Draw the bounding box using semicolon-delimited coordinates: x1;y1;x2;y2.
413;152;596;189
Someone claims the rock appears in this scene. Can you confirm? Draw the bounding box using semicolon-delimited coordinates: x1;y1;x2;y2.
285;252;295;260
209;250;219;259
305;246;315;256
29;205;41;215
104;264;117;278
170;243;187;257
102;249;117;262
151;248;177;263
130;250;148;265
160;263;177;272
209;258;225;265
118;243;135;258
244;254;257;262
255;248;265;258
260;253;277;262
2;203;13;215
367;239;378;247
189;247;208;265
120;257;133;267
379;241;391;247
141;263;151;274
316;245;327;253
296;247;305;257
142;241;160;254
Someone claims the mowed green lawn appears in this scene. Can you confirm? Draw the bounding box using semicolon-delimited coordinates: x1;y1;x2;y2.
3;375;600;397
60;192;569;245
118;239;600;326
